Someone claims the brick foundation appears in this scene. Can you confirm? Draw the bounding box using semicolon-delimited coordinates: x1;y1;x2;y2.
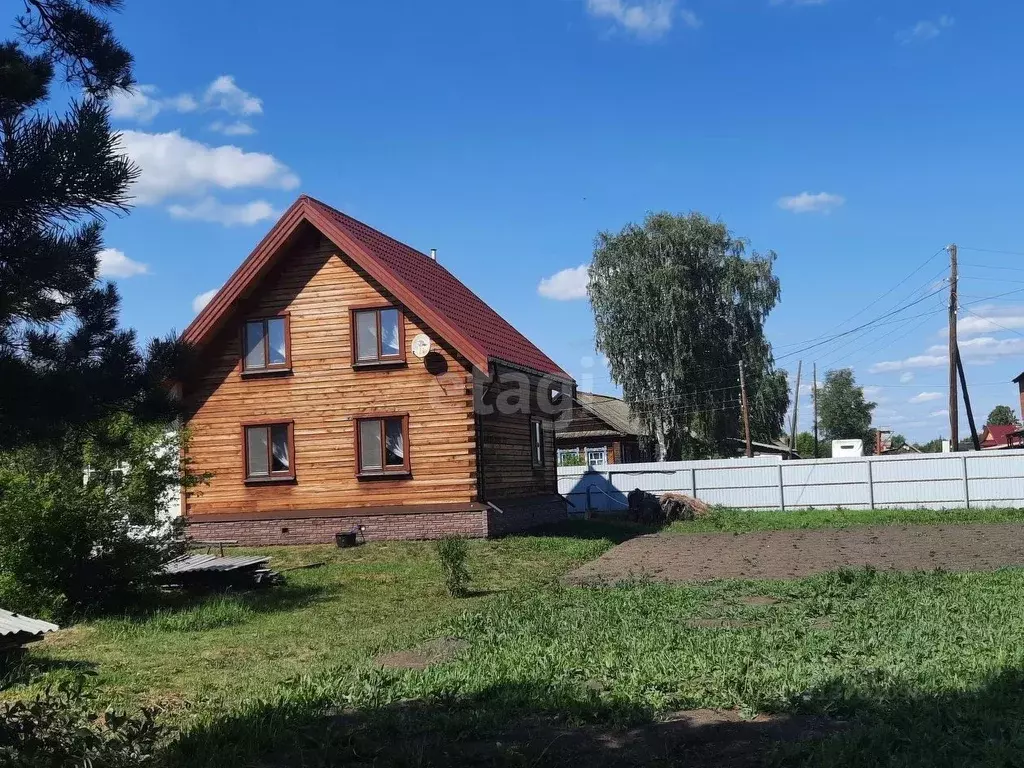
187;509;487;546
186;496;567;546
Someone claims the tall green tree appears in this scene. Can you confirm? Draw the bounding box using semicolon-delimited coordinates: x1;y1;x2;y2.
588;212;789;460
816;368;876;448
986;405;1019;426
794;430;829;458
0;0;182;448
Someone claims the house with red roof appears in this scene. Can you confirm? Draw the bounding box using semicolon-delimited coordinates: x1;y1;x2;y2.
179;196;574;545
980;424;1021;450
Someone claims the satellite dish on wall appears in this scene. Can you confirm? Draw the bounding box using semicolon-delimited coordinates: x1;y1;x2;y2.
412;334;432;359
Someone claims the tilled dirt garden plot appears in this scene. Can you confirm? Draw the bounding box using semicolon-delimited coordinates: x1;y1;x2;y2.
565;523;1024;583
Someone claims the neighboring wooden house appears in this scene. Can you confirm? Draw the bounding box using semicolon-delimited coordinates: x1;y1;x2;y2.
555;391;651;465
178;196;574;545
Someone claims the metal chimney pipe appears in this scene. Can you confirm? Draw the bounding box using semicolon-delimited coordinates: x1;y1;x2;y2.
430;248;437;261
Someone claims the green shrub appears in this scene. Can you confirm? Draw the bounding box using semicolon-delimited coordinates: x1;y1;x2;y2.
0;677;164;767
0;416;205;619
436;535;470;597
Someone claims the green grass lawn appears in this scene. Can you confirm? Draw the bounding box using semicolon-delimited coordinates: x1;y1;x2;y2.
8;514;1024;767
167;566;1024;767
9;531;614;720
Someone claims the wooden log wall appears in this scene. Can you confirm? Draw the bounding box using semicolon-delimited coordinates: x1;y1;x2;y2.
477;366;559;500
184;230;478;517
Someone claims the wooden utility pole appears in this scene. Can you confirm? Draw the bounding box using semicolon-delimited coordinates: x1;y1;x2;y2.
812;363;819;458
948;244;959;451
789;361;802;452
739;360;753;458
956;350;981;451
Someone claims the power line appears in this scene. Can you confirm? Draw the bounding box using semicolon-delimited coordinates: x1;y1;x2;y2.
960;246;1024;258
959;262;1024;273
773;246;947;351
820;302;946;372
774;286;948;363
960;306;1024;339
962;287;1024;305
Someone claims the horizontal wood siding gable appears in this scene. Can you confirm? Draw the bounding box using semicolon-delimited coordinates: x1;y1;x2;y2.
185;233;477;516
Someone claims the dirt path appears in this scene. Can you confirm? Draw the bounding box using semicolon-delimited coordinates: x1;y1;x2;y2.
565;523;1024;584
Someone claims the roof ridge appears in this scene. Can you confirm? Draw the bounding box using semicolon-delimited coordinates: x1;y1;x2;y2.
306;196;570;380
306;195;436;265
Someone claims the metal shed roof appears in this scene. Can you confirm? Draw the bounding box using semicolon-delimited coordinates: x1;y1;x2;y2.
163;554;271;575
0;609;59;638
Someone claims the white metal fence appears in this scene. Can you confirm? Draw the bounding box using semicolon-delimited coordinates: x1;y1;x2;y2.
558;450;1024;512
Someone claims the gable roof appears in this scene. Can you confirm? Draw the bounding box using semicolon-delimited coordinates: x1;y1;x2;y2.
183;195;570;381
574;391;645;436
982;424;1018;447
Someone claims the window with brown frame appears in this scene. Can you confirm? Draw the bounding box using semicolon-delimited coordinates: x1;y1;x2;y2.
351;306;404;365
530;417;545;469
244;422;294;481
356;415;410;476
242;315;290;373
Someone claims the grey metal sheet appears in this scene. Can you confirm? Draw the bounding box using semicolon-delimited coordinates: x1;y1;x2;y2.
0;608;59;638
163;554;270;575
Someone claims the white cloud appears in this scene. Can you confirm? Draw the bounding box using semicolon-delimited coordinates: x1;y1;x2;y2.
941;305;1024;339
192;289;218;314
929;409;949;419
863;386;887;403
909;391;943;404
777;192;845;214
538;264;589;301
872;334;1024;373
97;248;148;278
585;0;693;39
899;371;915;383
117;130;299;205
678;9;701;28
210;120;257;136
168;197;278;226
108;84;198;123
204;75;262;116
898;15;954;44
870;354;946;373
955;335;1024;362
110;76;262;125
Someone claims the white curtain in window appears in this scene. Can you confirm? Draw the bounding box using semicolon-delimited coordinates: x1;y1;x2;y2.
271;425;290;471
385;418;404;465
380;309;400;356
268;318;287;365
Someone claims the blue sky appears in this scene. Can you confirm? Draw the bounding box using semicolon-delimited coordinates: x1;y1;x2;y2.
93;0;1024;443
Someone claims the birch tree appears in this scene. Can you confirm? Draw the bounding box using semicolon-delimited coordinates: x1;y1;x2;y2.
588;212;789;460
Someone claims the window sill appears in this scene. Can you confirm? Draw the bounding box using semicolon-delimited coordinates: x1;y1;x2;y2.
352;360;407;370
244;475;296;486
356;471;412;481
241;368;293;379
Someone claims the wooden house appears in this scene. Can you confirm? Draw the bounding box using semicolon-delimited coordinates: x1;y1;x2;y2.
179;196;574;545
555;391;652;465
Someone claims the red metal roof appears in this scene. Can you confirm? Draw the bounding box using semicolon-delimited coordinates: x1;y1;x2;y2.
183;196;570;380
982;424;1018;447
